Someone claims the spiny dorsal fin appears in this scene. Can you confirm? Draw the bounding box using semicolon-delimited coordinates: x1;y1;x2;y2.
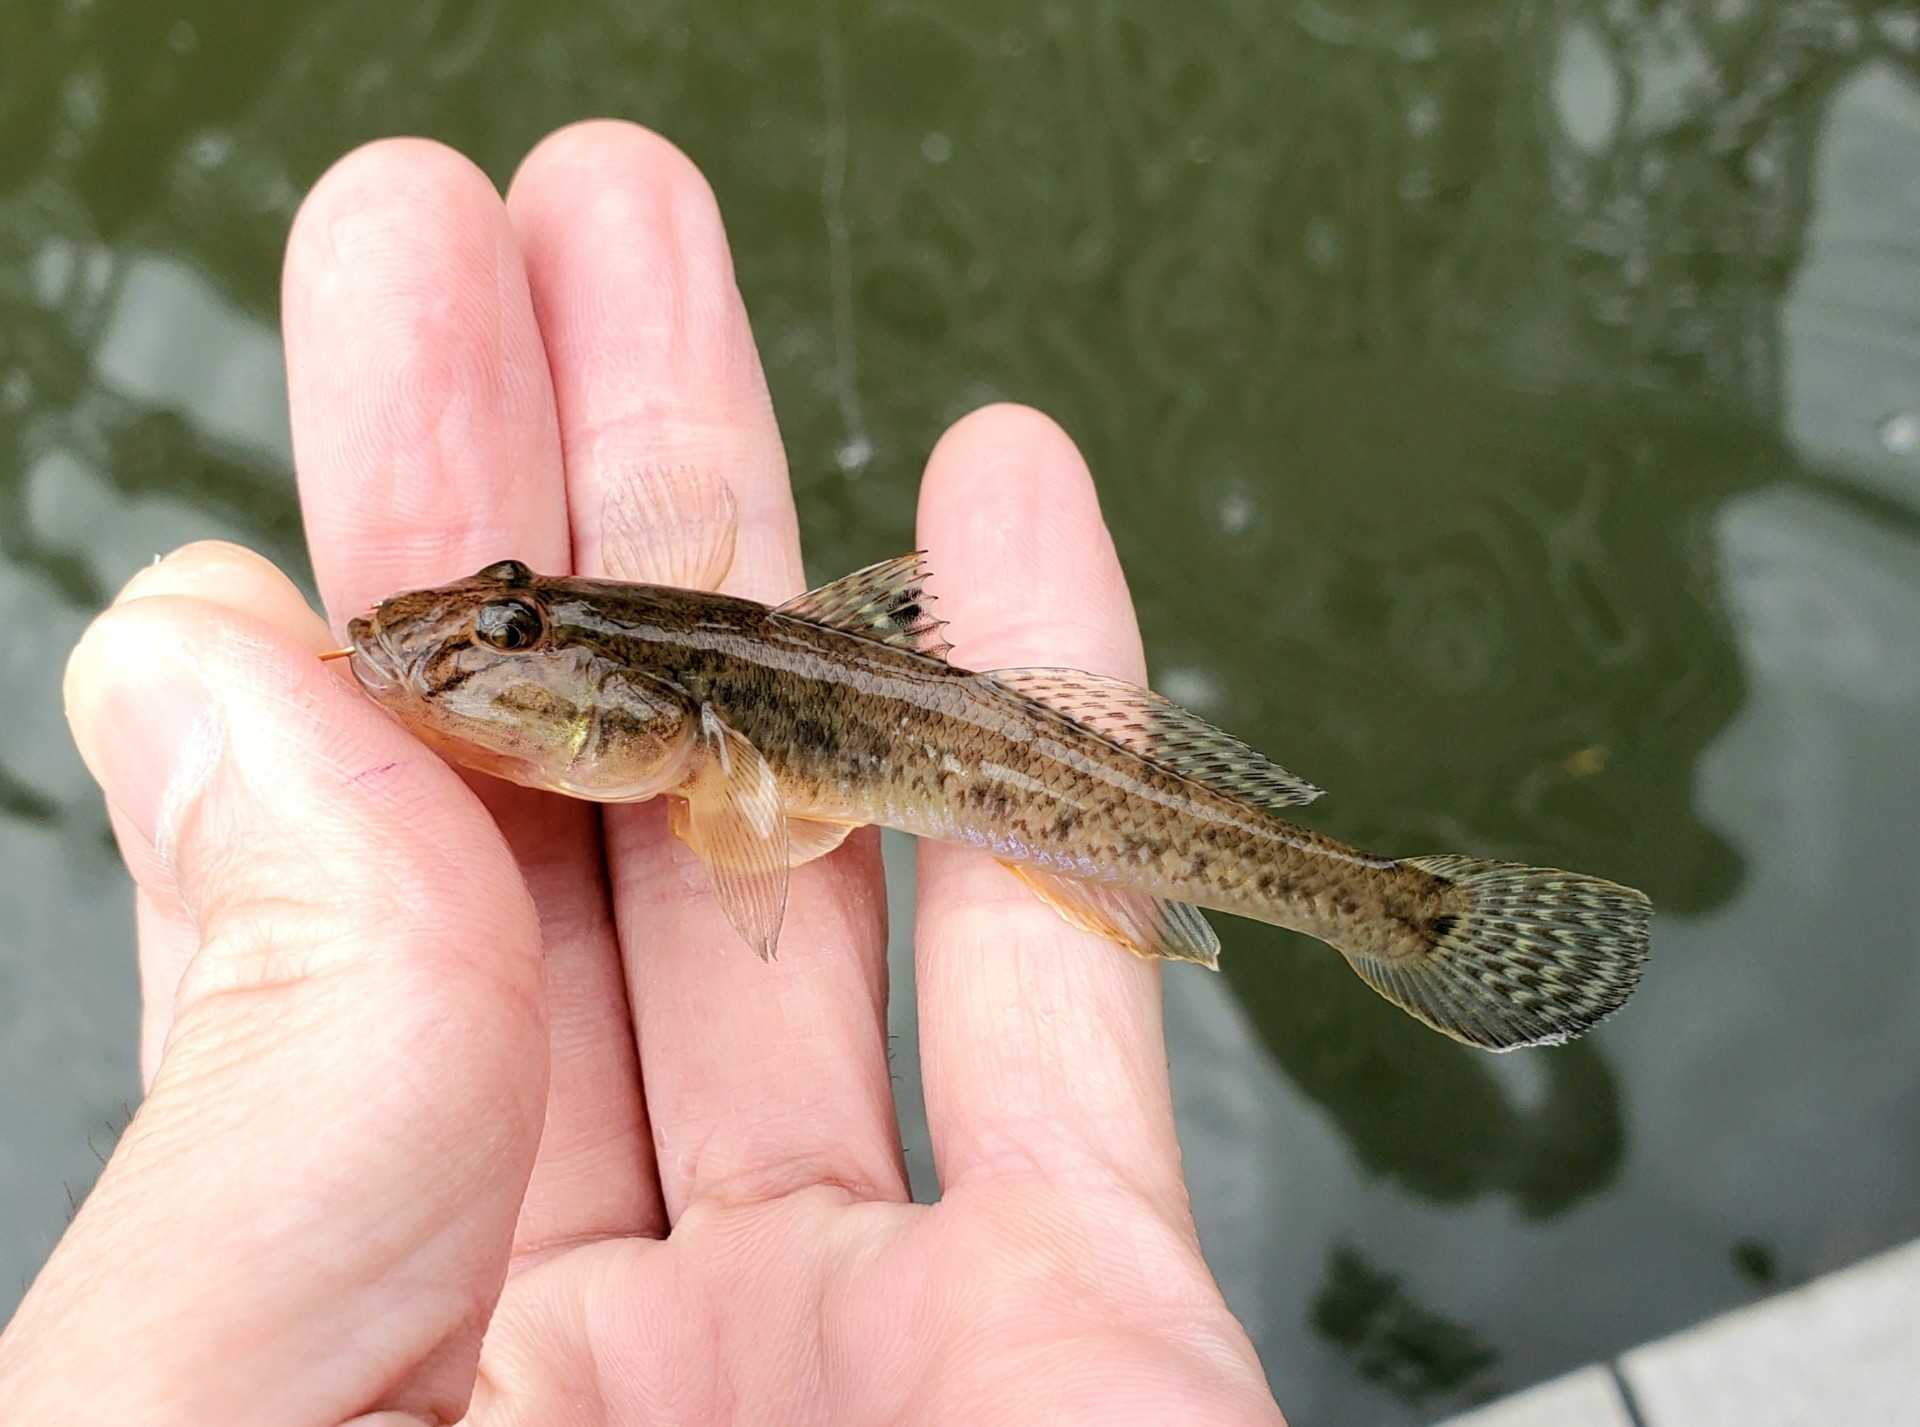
774;553;952;661
988;667;1323;813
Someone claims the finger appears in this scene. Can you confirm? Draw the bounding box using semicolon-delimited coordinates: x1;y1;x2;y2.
914;405;1189;1213
507;121;904;1217
9;593;545;1424
117;538;327;632
110;541;337;1088
283;138;662;1250
285;138;570;615
133;884;192;1087
505;121;801;602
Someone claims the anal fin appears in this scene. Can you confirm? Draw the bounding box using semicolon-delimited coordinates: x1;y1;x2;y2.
999;861;1221;969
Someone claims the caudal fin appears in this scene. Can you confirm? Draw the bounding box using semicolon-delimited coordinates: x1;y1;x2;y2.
1343;855;1652;1051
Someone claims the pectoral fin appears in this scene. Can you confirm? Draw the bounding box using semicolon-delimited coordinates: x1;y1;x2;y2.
671;805;857;869
601;465;739;591
998;861;1222;969
678;707;789;959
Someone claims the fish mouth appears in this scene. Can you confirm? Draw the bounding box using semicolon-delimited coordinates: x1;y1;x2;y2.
345;612;408;699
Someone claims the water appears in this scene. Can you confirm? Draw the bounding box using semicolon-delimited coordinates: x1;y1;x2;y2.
4;2;1919;1420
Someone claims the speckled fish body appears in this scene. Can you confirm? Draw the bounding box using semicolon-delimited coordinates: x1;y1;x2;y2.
656;600;1428;932
347;554;1651;1051
528;581;1405;923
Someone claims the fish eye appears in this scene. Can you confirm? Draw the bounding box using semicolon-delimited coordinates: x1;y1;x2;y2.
475;559;533;585
473;598;543;652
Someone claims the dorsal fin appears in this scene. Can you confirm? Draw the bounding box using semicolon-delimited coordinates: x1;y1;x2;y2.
987;667;1323;813
774;553;952;661
599;464;739;591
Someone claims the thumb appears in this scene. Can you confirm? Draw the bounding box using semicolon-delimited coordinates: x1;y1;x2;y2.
0;546;549;1427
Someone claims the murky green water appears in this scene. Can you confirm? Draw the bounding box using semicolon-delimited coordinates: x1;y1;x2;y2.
4;1;1919;1419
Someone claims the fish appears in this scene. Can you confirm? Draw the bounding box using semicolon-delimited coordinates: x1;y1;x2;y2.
335;470;1650;1051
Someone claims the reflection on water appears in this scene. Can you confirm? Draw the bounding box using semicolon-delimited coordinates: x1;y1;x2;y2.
1731;1237;1781;1289
1311;1244;1499;1406
1784;60;1920;499
4;2;1920;1421
1231;940;1627;1214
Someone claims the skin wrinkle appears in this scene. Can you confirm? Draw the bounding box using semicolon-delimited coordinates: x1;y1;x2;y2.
159;947;542;1185
674;1110;898;1215
150;711;221;869
73;1002;532;1423
170;787;502;973
875;1201;1232;1425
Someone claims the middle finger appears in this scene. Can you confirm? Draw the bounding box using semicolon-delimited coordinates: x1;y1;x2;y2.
507;121;906;1218
285;137;664;1249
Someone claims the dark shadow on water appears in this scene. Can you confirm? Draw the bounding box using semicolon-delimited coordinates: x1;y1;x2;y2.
1730;1237;1781;1290
1229;926;1626;1214
1311;1242;1502;1407
1202;369;1773;1213
0;765;58;826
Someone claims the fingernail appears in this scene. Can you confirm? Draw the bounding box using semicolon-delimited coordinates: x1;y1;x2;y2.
65;611;225;864
114;545;194;604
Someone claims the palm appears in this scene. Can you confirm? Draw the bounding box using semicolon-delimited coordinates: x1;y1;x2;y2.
271;125;1276;1424
487;1169;1264;1423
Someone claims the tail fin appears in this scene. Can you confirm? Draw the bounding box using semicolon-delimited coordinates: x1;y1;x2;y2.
1343;855;1652;1051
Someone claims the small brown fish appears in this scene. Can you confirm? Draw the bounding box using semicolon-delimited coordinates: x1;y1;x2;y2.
340;475;1649;1050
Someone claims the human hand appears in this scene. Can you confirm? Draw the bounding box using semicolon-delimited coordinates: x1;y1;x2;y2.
0;124;1285;1426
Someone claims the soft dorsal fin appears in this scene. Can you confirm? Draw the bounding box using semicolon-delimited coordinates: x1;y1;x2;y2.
774;553;952;660
988;667;1323;813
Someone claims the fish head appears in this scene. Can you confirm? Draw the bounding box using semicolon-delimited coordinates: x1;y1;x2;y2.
346;558;696;799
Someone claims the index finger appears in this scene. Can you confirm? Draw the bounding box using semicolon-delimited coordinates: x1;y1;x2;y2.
283;138;668;1251
284;139;571;612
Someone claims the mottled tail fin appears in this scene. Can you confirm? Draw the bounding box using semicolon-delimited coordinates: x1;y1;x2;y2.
1343;856;1652;1051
